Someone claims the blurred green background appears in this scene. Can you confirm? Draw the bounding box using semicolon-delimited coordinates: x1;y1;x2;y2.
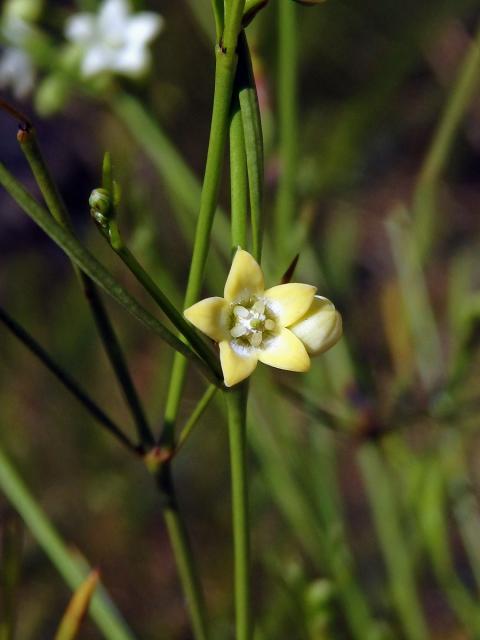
2;0;480;638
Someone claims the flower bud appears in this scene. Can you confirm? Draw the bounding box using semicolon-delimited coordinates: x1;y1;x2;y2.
89;188;112;226
289;296;342;356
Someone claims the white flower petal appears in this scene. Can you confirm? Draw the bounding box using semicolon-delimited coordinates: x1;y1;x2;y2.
264;283;316;326
258;328;310;372
99;0;129;31
65;14;96;43
81;46;112;76
0;47;34;98
126;13;163;44
64;0;163;78
114;45;148;75
224;249;264;302
220;341;258;387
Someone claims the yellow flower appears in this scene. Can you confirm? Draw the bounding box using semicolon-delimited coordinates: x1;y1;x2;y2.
184;249;342;387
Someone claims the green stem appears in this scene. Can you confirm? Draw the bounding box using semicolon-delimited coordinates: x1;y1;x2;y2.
110;94;231;260
161;1;246;447
155;465;209;640
386;208;443;392
18;130;156;446
275;0;297;263
413;22;480;259
106;237;221;380
358;443;428;640
176;385;218;453
226;384;251;640
80;279;154;446
0;162;218;385
0;306;139;454
237;31;264;262
230;91;248;252
419;456;480;633
0;444;136;640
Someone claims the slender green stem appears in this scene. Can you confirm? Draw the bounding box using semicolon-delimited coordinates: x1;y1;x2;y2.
386;208;443;392
154;464;209;640
0;162;218;384
0;444;136;640
237;31;264;262
18;130;154;446
152;10;246;639
17;127;73;230
80;280;154;446
275;0;297;262
413;22;480;259
226;384;251;640
359;443;428;640
176;385;218;453
230;91;248;252
0;306;139;454
418;455;480;633
105;237;221;380
161;1;246;447
110;94;231;260
210;0;224;41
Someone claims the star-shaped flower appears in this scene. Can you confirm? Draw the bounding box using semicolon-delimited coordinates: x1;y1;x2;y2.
184;249;342;387
65;0;163;78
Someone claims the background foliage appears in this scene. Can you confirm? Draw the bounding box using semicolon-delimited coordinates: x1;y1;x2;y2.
2;0;480;638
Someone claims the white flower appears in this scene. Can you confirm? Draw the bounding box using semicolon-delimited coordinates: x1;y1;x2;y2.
0;47;35;98
65;0;163;78
184;249;342;387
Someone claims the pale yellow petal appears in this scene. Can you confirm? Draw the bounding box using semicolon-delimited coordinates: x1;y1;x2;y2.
184;297;229;342
258;328;310;372
224;249;264;302
219;341;259;387
290;296;342;355
264;283;316;326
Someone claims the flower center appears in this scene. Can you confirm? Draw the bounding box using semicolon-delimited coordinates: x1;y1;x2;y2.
229;298;276;348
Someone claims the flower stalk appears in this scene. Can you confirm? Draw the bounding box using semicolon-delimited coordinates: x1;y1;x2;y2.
226;383;251;640
0;161;218;384
161;0;247;448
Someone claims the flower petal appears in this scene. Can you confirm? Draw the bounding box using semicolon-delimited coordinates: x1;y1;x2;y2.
65;14;96;43
127;13;163;44
114;45;148;75
99;0;129;31
290;296;342;355
220;341;258;387
258;328;310;372
184;297;229;342
82;46;112;76
264;283;316;326
224;249;264;302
